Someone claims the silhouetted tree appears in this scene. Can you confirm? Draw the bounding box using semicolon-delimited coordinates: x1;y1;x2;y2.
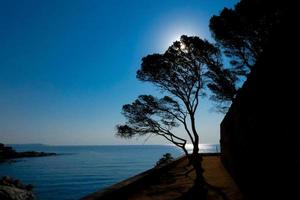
155;153;174;167
116;35;235;197
206;0;290;112
209;0;288;76
206;64;237;113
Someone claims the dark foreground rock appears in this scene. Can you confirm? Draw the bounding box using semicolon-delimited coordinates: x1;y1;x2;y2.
0;177;36;200
0;186;36;200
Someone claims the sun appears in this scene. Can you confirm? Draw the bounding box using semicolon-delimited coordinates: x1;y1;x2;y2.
180;42;186;50
159;22;203;51
146;13;206;53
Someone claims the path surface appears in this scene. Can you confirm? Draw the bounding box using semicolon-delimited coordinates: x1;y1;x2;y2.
127;155;244;200
81;155;244;200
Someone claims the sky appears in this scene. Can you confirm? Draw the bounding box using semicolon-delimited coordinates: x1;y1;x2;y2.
0;0;238;145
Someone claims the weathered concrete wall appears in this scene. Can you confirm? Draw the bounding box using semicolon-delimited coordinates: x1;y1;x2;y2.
220;10;299;200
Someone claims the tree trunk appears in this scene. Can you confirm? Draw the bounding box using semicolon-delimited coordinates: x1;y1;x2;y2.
185;108;207;198
188;152;207;199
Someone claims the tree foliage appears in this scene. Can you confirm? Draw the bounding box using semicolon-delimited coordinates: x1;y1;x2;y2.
209;0;288;76
206;64;237;113
117;35;235;152
116;95;188;152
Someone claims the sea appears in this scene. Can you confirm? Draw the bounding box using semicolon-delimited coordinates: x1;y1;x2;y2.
0;144;219;200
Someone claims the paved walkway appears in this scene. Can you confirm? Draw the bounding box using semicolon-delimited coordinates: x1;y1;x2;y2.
81;155;244;200
126;155;244;200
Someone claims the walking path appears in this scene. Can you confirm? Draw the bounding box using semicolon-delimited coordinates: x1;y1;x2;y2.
81;155;244;200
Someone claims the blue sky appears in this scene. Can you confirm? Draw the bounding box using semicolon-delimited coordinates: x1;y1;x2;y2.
0;0;238;145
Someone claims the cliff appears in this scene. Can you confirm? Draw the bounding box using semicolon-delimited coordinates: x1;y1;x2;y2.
220;9;299;200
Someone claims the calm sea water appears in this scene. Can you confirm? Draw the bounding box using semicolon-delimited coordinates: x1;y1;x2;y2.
0;144;219;200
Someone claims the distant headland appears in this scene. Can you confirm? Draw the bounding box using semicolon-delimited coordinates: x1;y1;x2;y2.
0;143;56;162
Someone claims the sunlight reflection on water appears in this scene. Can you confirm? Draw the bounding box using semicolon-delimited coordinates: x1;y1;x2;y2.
185;143;220;153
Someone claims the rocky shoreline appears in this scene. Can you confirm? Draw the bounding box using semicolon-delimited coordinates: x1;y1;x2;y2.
0;176;36;200
0;143;57;199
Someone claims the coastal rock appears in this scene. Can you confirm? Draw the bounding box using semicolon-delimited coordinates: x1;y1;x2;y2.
0;185;36;200
0;177;36;200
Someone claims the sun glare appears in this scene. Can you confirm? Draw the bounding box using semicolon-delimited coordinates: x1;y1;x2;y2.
180;42;186;50
159;21;204;51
